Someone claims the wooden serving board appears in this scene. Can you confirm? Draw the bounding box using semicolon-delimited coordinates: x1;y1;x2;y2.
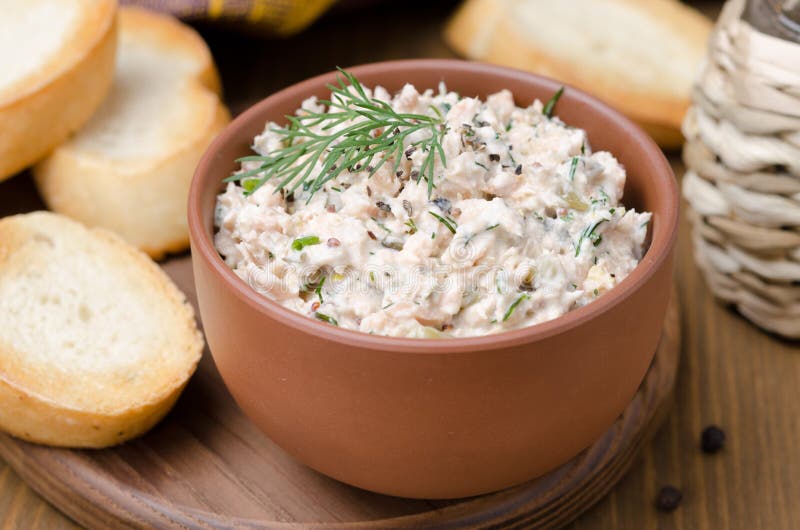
0;175;681;529
0;236;680;530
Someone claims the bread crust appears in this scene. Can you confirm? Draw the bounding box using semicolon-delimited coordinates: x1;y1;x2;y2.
0;0;118;181
444;0;711;149
33;7;231;259
0;212;203;448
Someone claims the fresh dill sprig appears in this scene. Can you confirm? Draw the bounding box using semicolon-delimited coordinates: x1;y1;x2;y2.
226;68;448;199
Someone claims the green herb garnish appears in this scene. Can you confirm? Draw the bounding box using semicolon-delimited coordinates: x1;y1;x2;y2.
429;211;457;234
227;68;447;199
543;87;564;118
575;219;607;256
292;235;321;251
371;218;391;233
315;312;338;326
503;293;530;322
405;218;418;234
315;275;326;303
568;156;579;181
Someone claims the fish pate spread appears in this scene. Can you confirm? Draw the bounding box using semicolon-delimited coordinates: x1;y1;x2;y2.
215;81;651;338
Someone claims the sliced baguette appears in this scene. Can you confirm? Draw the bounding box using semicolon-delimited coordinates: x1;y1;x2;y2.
444;0;712;148
34;7;231;259
0;0;117;181
0;211;203;448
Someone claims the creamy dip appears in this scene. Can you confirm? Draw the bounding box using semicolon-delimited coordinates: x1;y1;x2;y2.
215;82;651;338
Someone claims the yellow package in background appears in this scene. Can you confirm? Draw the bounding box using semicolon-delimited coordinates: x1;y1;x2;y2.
121;0;338;36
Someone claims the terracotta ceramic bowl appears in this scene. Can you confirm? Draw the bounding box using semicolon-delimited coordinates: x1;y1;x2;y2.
188;59;678;499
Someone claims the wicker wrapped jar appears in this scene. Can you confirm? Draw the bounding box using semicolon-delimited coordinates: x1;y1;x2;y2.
683;0;800;338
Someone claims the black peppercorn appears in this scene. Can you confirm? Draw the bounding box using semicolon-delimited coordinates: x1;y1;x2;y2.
656;485;682;511
701;425;725;453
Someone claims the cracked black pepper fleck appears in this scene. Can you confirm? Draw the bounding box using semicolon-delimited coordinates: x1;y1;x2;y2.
656;486;682;511
701;425;726;453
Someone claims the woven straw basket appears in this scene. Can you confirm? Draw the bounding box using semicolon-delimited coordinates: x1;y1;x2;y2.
683;0;800;338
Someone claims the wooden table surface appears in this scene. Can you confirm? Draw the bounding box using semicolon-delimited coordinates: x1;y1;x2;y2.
1;1;798;528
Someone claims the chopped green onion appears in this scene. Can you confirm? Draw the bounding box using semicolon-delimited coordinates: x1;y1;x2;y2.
371;218;391;233
292;235;321;251
543;87;564;118
575;219;607;256
503;293;530;322
315;312;338;326
568;156;579;181
315;276;326;303
429;211;457;234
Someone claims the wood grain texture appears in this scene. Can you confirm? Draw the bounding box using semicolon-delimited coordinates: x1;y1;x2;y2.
0;277;679;529
0;1;798;528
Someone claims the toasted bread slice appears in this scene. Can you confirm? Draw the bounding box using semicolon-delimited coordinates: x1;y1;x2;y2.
34;7;231;259
444;0;712;149
0;0;117;181
0;212;203;448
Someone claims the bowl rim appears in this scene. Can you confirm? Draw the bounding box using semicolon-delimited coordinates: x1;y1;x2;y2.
188;59;679;354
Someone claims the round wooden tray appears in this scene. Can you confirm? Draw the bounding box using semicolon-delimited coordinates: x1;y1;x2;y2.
0;258;680;530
